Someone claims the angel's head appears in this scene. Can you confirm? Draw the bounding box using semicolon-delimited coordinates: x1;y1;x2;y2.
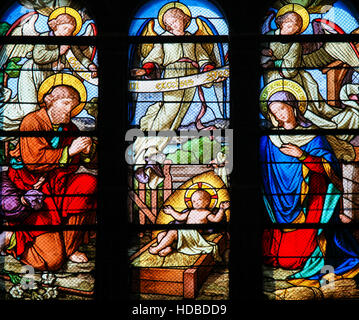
163;8;191;35
43;85;80;124
48;13;77;36
276;11;303;35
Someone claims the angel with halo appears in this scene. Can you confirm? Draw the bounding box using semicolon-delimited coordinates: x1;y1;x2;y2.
131;1;228;189
0;6;97;132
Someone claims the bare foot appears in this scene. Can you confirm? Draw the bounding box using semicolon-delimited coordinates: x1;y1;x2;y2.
158;247;172;257
69;251;88;263
148;246;160;255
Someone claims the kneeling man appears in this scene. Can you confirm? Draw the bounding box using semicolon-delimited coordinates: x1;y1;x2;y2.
4;74;97;271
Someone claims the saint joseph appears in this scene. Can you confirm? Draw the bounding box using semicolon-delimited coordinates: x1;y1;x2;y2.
4;74;97;270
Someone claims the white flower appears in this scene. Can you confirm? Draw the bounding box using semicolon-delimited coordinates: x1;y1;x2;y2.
9;284;24;299
20;277;38;290
42;286;58;299
41;272;56;285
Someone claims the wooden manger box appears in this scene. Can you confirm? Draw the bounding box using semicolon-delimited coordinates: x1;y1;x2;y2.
130;232;228;299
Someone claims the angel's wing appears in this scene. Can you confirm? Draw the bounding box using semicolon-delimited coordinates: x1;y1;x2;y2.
139;19;157;59
303;18;347;56
195;17;214;58
272;0;335;14
301;19;328;56
195;17;229;118
128;19;158;123
79;23;97;61
262;11;276;34
0;13;39;67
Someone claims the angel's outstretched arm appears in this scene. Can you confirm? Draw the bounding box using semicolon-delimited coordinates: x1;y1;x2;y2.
33;43;60;64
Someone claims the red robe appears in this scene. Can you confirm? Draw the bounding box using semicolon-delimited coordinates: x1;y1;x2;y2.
8;108;97;257
262;154;329;269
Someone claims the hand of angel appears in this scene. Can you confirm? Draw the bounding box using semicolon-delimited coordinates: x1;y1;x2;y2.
131;68;146;77
89;63;98;78
163;205;175;215
279;143;304;158
60;45;71;55
214;76;227;83
52;61;65;71
69;137;93;157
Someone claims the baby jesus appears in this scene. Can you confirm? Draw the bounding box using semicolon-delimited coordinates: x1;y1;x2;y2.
149;189;230;257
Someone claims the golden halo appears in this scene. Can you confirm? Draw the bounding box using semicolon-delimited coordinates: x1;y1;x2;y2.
158;2;192;31
260;79;307;119
38;73;87;118
49;7;83;36
184;182;218;210
276;3;310;34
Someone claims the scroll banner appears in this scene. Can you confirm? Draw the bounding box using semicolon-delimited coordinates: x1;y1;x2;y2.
128;65;230;93
66;50;99;86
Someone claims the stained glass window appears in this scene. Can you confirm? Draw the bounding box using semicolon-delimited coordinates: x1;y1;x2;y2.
0;0;98;300
127;0;231;300
260;0;359;300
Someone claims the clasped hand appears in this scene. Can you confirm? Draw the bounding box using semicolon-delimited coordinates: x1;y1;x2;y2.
69;137;92;157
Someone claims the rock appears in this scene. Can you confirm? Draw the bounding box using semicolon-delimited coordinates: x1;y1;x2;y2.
71;117;96;131
55;273;94;292
321;278;359;299
2;238;96;299
263;291;277;300
62;260;95;273
263;278;293;293
274;286;323;300
4;255;25;273
262;266;299;293
262;265;299;281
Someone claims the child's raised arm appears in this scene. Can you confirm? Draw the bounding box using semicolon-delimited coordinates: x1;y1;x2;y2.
207;201;230;223
163;205;189;221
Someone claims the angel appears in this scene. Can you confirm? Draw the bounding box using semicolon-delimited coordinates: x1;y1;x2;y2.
130;2;228;189
261;3;359;146
262;3;359;71
0;6;97;131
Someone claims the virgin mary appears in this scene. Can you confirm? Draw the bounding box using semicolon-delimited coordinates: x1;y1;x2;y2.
260;79;359;287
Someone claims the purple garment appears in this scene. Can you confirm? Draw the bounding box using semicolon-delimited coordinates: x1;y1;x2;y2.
0;172;44;221
268;91;298;109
